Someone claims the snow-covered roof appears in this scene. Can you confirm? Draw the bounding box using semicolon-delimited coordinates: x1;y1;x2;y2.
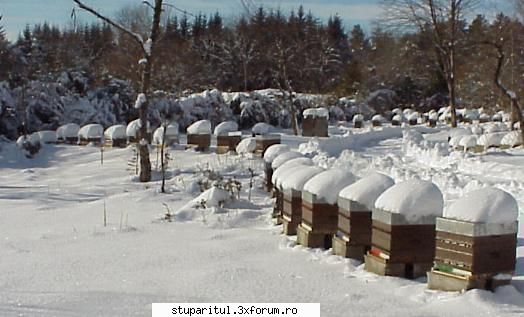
263;144;290;163
407;112;420;121
271;151;303;169
104;125;127;140
78;124;103;139
428;112;439;121
352;114;364;122
152;124;178;144
303;168;358;204
339;172;394;210
236;137;257;154
372;114;385;122
458;135;477;148
271;157;313;188
214;121;238;135
478;132;506;147
303;107;329;119
252;122;274;135
471;125;483;135
187;120;212;135
37;131;57;143
448;127;472;139
501;131;522;147
280;166;325;191
392;114;402;122
57;123;80;139
444;188;518;224
126;119;151;137
274;162;314;189
374;179;443;221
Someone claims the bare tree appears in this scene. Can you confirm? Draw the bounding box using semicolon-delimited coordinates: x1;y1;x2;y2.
381;0;478;127
73;0;165;182
482;40;524;144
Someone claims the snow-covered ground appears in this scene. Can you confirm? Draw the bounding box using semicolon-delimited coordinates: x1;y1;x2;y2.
0;125;523;316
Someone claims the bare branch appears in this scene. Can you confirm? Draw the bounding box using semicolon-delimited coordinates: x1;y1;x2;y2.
73;0;146;55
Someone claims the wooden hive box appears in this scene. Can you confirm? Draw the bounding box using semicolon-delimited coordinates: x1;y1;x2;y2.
333;197;372;260
187;133;211;151
312;117;328;137
365;208;436;278
427;119;437;127
302;117;315;137
408;118;418;126
301;191;339;234
216;132;241;154
271;188;284;225
372;120;382;127
109;138;127;148
353;121;363;129
65;137;78;145
255;134;281;156
264;162;273;193
282;188;303;235
428;217;517;291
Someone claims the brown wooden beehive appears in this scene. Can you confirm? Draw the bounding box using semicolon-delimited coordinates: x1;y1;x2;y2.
297;191;338;249
282;188;303;235
255;134;281;156
365;208;437;279
187;133;211;151
264;162;273;192
427;217;517;291
332;198;372;260
216;133;241;154
272;188;284;225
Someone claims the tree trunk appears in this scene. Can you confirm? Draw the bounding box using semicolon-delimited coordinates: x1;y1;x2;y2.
288;92;298;136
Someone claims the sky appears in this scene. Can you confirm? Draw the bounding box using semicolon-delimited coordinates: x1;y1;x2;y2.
1;0;382;40
0;0;513;41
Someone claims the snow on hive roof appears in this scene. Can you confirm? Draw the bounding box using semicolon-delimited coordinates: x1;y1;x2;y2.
78;124;103;139
392;114;403;122
478;132;506;147
104;125;127;140
429;112;439;121
448;127;472;139
449;135;464;147
374;179;443;221
272;157;313;187
252;122;274;135
187;120;212;135
274;163;315;189
280;166;325;191
372;114;385;122
339;172;395;209
214;121;238;135
407;112;420;121
471;125;483;135
458;135;477;148
352;114;364;122
236;137;257;154
126;119;151;137
56;123;80;139
152;124;178;144
303;168;358;204
444;187;518;224
303;107;329;119
501;131;522;147
37;131;57;144
263;144;290;163
271;151;304;169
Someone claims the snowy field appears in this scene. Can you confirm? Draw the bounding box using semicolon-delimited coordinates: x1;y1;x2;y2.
0;126;523;317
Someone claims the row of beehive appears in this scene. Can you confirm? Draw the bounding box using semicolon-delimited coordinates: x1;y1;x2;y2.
263;145;519;292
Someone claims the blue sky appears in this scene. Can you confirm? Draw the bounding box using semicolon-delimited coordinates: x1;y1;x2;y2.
1;0;382;40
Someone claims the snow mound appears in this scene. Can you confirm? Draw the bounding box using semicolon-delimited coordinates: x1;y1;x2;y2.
449;135;464;147
104;125;126;140
263;144;290;163
56;123;80;139
448;127;472;139
459;135;477;148
372;114;385;122
375;179;443;221
274;162;315;190
471;125;483;135
392;114;403;122
280;166;325;191
352;114;364;123
477;133;506;148
152;124;179;144
193;186;231;208
428;112;438;121
339;172;395;209
236;137;257;154
271;151;304;169
303;107;329;119
37;131;57;144
187;120;212;135
271;157;314;188
252;122;274;135
303;168;358;204
78;124;103;139
501;131;523;147
444;188;518;224
126;119;151;138
214;121;238;135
